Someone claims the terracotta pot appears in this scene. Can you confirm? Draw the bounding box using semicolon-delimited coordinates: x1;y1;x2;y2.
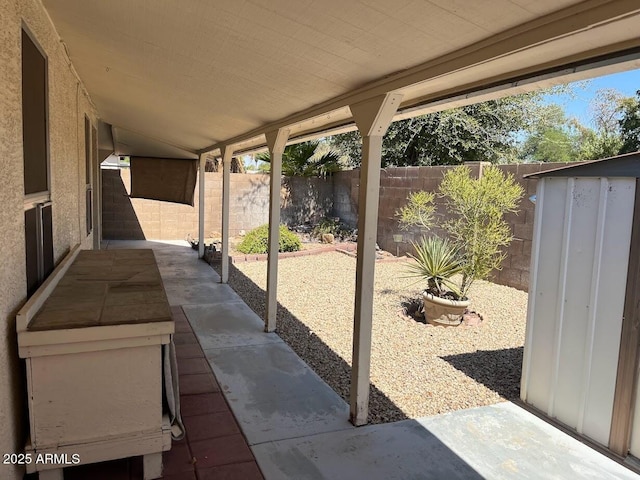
422;292;470;327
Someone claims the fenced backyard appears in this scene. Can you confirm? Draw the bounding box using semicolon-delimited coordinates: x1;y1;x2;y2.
213;251;528;423
103;162;581;293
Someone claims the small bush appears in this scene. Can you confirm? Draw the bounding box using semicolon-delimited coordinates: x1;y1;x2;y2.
237;224;301;254
311;217;356;241
312;217;341;238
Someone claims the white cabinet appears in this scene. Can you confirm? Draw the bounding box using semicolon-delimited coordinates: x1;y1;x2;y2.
17;249;173;479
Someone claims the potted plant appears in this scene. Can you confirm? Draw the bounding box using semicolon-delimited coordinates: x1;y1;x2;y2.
405;236;469;326
397;165;524;325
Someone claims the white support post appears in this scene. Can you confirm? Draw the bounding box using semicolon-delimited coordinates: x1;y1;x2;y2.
348;93;402;426
221;147;233;283
198;153;206;259
264;128;290;332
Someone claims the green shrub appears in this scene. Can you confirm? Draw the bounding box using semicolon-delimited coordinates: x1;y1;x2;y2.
398;165;524;299
237;224;301;254
396;191;435;231
439;165;523;296
311;217;356;241
312;217;341;238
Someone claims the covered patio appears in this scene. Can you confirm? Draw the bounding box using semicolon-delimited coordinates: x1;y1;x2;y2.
29;240;638;479
51;0;640;431
4;0;640;479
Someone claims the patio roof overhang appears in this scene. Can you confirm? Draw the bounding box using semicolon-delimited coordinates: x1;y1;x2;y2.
42;0;640;158
38;0;640;427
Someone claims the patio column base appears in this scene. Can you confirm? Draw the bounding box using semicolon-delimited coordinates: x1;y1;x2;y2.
198;153;206;259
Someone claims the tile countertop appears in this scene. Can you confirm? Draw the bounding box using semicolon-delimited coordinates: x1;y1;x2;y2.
28;249;172;331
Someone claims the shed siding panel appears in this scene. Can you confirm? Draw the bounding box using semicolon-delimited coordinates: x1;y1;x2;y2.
585;179;634;445
554;179;600;430
526;178;567;411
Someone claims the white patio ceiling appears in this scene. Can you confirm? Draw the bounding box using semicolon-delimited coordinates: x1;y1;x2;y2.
42;0;640;158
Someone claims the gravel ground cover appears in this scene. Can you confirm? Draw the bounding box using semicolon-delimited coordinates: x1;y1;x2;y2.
214;252;528;424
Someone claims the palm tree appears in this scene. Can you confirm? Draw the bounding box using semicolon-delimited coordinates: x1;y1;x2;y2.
256;140;342;177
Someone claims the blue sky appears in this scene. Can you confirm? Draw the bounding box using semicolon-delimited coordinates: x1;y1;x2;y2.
544;68;640;127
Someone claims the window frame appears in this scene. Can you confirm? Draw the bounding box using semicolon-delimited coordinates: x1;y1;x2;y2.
22;24;52;297
21;24;51;201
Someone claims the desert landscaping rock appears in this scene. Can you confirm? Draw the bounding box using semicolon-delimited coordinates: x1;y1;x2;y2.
214;252;527;424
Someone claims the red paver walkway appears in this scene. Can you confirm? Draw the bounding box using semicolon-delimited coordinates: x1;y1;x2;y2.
25;306;264;480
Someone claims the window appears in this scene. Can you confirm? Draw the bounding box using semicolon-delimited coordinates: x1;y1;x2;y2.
22;27;53;297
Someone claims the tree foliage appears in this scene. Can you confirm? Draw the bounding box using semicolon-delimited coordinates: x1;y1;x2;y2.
521;127;578;163
256;140;343;177
619;90;640;154
575;89;626;160
522;87;640;162
520;105;579;163
205;155;245;173
330;90;565;167
330;84;640;166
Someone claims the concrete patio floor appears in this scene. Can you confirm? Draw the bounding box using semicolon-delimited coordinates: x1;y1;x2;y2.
32;240;640;479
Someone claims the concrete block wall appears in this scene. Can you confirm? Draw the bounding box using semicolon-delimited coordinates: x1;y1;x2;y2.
103;162;579;291
102;169;147;240
281;176;334;226
333;169;359;227
229;173;271;235
375;164;482;257
102;169;271;240
491;163;545;291
335;162;577;291
368;162;575;291
103;170;336;240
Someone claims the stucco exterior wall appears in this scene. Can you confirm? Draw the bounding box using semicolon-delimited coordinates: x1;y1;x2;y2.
0;1;97;478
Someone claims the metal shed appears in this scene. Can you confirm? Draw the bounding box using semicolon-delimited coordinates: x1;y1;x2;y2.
520;153;640;460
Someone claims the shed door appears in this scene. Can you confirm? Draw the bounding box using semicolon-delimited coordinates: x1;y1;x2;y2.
521;177;635;447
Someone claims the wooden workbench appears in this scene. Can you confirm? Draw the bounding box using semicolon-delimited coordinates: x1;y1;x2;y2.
17;248;174;480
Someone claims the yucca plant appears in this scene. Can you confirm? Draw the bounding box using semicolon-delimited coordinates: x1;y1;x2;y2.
406;236;463;298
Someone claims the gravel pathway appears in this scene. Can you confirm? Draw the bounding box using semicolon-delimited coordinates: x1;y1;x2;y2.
214;252;527;424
